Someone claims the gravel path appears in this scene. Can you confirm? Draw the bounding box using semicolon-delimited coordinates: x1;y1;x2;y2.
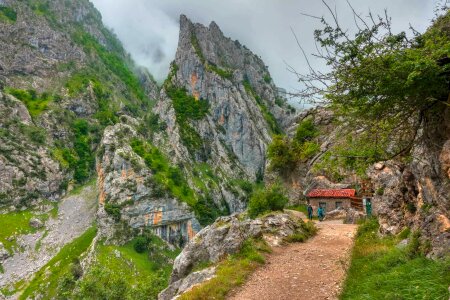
229;220;357;300
0;184;97;291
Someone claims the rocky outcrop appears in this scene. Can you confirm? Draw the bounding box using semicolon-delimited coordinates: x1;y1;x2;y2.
96;122;201;245
159;212;309;300
367;106;450;257
0;92;65;207
0;0;159;208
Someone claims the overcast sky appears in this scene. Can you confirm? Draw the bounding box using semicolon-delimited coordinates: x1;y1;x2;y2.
90;0;439;106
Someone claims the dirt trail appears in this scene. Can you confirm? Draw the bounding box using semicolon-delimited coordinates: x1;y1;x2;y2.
229;220;357;300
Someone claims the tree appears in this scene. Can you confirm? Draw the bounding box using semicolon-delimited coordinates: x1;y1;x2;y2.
292;2;450;166
267;135;296;174
247;183;288;218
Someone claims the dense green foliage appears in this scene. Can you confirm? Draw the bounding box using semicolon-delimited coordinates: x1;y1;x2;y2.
72;29;146;101
247;183;288;218
54;119;95;184
71;233;178;300
243;79;282;135
6;88;53;118
341;219;450;299
179;238;271;300
267;118;320;175
299;10;450;174
165;86;210;157
0;5;17;23
20;226;97;300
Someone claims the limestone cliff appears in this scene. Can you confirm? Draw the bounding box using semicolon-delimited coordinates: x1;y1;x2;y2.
367;106;450;257
0;0;158;208
96;15;294;244
154;15;294;210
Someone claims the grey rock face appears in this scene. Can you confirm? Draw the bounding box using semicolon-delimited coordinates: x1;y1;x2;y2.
0;93;65;207
96;122;201;245
344;208;365;224
158;267;216;300
159;212;307;300
154;15;294;213
368;131;450;258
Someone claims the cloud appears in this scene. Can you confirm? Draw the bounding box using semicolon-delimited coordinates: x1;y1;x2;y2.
90;0;437;107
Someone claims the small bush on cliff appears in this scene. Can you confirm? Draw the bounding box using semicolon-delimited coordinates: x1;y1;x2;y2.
267;118;320;176
133;237;148;253
0;6;17;23
247;183;288;218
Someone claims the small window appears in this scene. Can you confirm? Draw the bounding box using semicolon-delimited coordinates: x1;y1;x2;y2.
336;202;343;209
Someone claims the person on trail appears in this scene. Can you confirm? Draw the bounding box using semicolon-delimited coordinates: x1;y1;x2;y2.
366;199;372;217
307;203;313;220
317;206;325;221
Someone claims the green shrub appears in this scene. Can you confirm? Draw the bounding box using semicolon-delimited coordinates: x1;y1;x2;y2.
263;74;271;83
165;86;209;155
376;187;385;196
238;180;253;194
294;118;318;143
133;236;148;253
267;135;296;174
0;6;17;23
104;203;122;222
247;183;288;218
20;124;47;144
406;202;417;213
274;98;285;107
6;88;52;117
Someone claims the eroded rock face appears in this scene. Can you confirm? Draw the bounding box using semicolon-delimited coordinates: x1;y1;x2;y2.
0;93;65;207
96;122;201;245
159;212;307;300
367;107;450;257
153;15;293;212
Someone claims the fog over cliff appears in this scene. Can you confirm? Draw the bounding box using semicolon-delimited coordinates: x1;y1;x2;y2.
91;0;436;106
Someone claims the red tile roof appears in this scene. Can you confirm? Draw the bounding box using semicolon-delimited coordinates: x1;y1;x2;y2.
307;189;356;198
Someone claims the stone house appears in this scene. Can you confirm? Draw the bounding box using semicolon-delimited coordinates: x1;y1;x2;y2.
306;189;358;213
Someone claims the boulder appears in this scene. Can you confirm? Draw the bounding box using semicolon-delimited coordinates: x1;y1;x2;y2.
158;267;216;300
344;208;365;224
324;208;346;220
29;218;43;229
159;212;308;300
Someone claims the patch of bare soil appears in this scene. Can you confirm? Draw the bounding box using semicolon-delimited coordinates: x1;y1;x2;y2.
228;220;357;300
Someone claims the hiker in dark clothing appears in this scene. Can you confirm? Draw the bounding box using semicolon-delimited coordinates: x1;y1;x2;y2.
366;199;372;217
307;204;313;220
317;206;325;221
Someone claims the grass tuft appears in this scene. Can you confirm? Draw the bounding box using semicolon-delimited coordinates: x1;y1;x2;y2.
341;218;450;300
179;238;270;300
